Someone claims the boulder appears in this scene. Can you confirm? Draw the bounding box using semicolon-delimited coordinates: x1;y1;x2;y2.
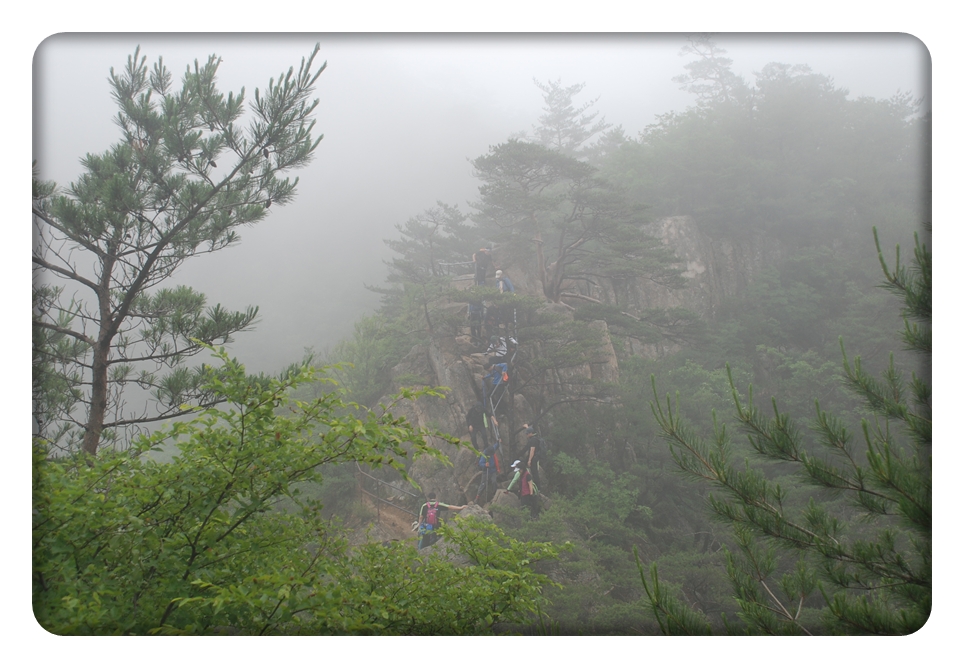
457;503;495;523
488;488;520;510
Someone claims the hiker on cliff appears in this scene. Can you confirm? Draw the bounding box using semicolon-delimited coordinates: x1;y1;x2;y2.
466;402;490;453
495;269;514;294
506;459;540;517
417;492;465;549
483;361;510;416
523;424;546;490
485;334;518;365
473;247;492;286
474;440;502;504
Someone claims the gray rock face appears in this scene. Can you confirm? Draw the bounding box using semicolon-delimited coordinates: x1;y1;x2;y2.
636;216;787;316
458;503;496;522
386;316;619;505
488;488;521;510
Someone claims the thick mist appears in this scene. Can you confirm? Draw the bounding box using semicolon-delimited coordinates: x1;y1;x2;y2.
33;34;929;374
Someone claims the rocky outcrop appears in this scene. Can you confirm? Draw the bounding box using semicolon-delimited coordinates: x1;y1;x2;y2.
634;216;787;317
376;309;620;508
369;215;787;518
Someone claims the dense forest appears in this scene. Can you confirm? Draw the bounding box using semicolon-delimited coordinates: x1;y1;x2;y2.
32;37;930;635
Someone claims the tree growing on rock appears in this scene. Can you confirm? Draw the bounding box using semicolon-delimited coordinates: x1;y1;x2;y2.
33;45;326;455
471;139;685;307
472;79;685;309
374;202;477;326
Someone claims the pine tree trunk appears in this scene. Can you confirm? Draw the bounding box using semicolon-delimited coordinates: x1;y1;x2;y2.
532;223;557;302
82;338;110;456
82;256;118;457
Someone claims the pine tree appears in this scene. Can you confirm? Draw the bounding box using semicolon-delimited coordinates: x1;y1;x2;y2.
374;202;476;323
641;227;931;634
33;45;326;455
471;139;684;305
672;34;751;110
531;78;611;157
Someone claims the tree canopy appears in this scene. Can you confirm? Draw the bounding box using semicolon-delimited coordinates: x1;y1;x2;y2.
471;139;685;306
605;37;929;242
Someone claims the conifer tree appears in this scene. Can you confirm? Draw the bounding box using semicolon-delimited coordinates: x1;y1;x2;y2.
531;78;611;157
374;202;476;322
33;45;326;455
471;139;684;306
672;34;751;109
641;227;931;634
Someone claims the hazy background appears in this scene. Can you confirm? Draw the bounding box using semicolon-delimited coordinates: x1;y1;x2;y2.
33;33;930;373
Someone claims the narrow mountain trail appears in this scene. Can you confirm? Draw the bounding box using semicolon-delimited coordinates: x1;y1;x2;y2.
347;493;421;546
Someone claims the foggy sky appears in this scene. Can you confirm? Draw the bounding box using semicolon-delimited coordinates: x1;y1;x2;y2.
33;34;929;374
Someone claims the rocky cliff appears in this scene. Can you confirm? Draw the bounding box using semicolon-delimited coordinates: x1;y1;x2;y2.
369;215;787;510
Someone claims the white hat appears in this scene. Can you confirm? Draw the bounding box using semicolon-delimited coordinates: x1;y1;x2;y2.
495;270;503;277
511;459;522;469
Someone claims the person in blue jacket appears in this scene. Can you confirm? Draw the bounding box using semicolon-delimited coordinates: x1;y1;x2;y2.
475;440;501;504
482;361;509;416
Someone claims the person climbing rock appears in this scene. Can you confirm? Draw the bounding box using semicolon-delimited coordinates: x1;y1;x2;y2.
473;247;492;286
494;269;517;332
506;459;540;517
416;492;465;549
485;334;517;364
523;424;545;491
483;361;510;416
474;440;502;504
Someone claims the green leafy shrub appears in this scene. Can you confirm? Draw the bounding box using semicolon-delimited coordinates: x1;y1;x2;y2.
33;348;558;634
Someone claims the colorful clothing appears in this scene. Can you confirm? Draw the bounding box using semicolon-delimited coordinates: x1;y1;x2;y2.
483;363;509;414
417;500;459;549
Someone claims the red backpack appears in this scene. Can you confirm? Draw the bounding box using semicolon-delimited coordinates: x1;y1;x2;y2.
520;470;533;497
425;501;440;528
